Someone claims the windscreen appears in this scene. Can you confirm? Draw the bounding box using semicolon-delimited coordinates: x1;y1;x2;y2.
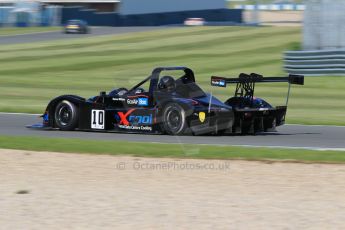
158;69;206;98
175;81;206;98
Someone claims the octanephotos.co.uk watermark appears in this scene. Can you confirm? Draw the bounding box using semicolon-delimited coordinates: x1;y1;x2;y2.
115;161;231;171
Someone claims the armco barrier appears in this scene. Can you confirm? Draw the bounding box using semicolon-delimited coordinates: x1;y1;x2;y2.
284;50;345;76
61;7;242;26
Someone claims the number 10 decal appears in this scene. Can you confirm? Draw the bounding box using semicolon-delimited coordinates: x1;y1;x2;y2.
91;110;105;129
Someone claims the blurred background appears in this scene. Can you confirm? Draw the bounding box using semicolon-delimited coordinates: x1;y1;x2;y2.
0;0;344;125
0;0;305;27
1;2;345;229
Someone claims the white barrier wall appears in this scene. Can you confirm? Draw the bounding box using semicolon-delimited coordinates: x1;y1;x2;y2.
303;0;345;50
119;0;226;15
234;4;305;11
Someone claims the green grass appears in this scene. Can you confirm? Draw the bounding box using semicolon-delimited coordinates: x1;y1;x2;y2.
0;26;344;125
0;26;60;36
1;135;345;163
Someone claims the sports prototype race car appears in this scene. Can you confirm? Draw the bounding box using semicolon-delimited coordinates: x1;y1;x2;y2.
63;19;89;34
29;67;303;135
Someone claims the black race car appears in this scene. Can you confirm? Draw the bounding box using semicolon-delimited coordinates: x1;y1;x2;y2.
29;67;303;135
64;19;89;34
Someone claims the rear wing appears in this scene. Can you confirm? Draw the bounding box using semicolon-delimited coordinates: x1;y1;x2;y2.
210;73;304;107
211;73;304;88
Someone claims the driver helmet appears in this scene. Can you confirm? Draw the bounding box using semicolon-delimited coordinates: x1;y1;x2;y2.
158;76;175;91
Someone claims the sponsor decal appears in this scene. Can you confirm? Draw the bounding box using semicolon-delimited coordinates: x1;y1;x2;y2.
117;109;136;125
128;114;152;125
211;79;226;87
126;97;149;106
116;109;153;132
127;98;138;105
199;112;206;123
138;97;148;106
112;98;125;102
118;125;152;131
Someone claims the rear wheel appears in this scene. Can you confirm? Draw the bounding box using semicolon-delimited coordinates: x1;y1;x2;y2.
162;103;187;135
54;100;79;131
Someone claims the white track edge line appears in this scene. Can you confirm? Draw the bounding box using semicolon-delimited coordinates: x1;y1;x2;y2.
148;142;345;151
0;31;58;37
0;112;41;116
285;124;345;128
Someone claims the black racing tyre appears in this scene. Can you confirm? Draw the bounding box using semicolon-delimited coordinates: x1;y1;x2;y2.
54;100;79;131
161;103;188;135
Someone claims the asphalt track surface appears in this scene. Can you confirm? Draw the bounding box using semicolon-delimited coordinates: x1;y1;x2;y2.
1;113;344;151
0;27;166;45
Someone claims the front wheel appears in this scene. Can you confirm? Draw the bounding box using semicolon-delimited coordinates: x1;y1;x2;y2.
54;100;79;131
161;103;188;135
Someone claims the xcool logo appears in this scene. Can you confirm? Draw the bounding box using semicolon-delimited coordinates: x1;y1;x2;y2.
129;114;152;124
116;109;152;126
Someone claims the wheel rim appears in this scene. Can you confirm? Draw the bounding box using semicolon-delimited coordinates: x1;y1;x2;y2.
57;105;72;126
167;108;182;132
